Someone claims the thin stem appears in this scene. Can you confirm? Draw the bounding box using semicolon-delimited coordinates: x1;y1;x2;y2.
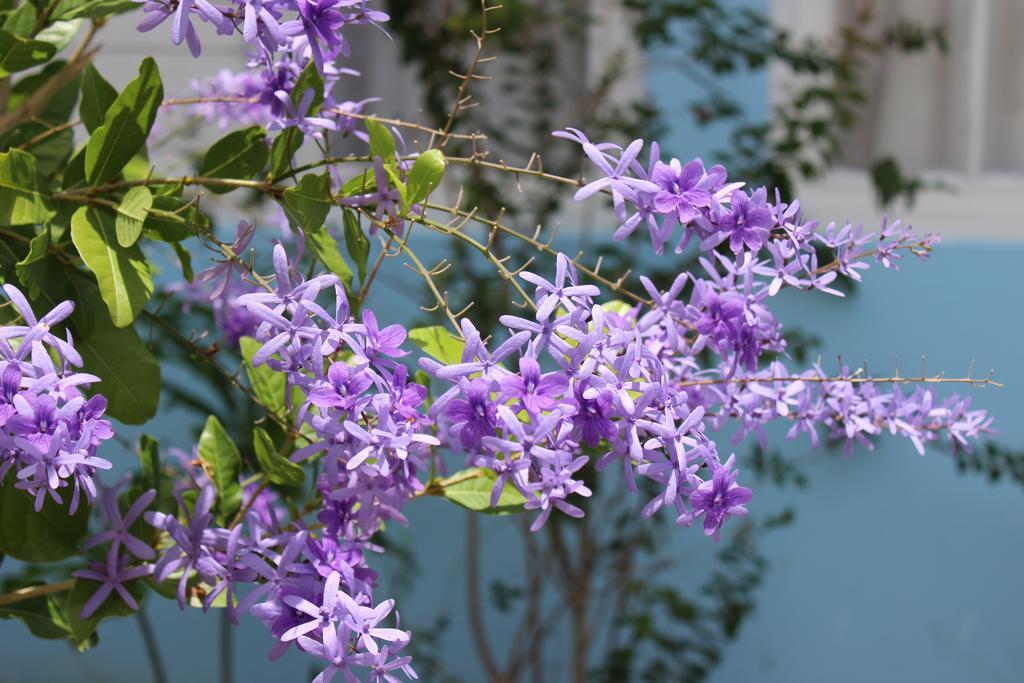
17;119;81;150
418;216;535;310
676;373;1002;389
0;578;75;607
357;234;396;306
414;467;487;498
358;211;466;336
439;0;499;147
0;21;100;132
425;201;650;305
136;605;169;683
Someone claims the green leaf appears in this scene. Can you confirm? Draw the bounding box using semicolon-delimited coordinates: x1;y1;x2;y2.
144;195;207;242
239;336;287;418
342;209;370;284
84;106;145;184
35;19;83;51
79;63;117;133
290;61;324;115
0;593;71;640
199;126;268;191
106;57;163;137
0;472;90;561
8;60;81;123
198;415;242;524
409;325;465;365
0;121;74;176
304;225;353;286
65;577;146;648
0;149;56;226
52;0;138;20
70;295;160;424
0;29;57;77
366;119;396;162
441;468;528;515
406;149;446;206
15;228;51;298
81;58;162;184
138;434;160;491
115;186;152;247
282;172;332;230
172;241;193;282
253;427;305;486
2;3;35;36
70;206;153;327
269;127;303;180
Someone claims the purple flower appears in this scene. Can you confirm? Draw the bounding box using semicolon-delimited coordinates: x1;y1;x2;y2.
652;158;712;224
570;384;615;448
73;552;153;619
335;591;409;655
309;362;373;411
680;457;752;538
444;379;497;451
520;254;600;321
85;488;157;561
499;357;567;414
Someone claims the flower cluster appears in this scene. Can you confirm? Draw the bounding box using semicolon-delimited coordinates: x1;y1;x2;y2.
114;242;424;679
420;225;992;534
146;0;387;137
0;285;114;513
420;255;756;537
76;483;156;618
555;127;941;275
139;462;415;681
236;242;437;538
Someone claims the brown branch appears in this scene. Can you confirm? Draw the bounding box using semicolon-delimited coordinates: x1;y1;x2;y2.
0;22;100;133
0;578;76;607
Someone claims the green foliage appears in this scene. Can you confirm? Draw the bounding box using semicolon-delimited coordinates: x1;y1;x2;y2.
409;325;465;365
82;57;163;184
114;186;153;247
0;149;55;225
366;119;397;162
240;336;288;419
199;126;269;191
70;206;153;327
290;60;324;114
198;415;243;524
65;577;147;649
282;171;333;229
78;63;117;133
282;172;354;285
0;28;57;77
343;209;371;284
84;107;145;184
14;227;51;298
0;591;71;640
69;278;161;424
440;468;528;515
253;426;305;486
138;434;161;492
34;19;83;51
0;473;89;562
144;195;207;242
269;127;304;180
52;0;137;20
304;224;354;287
405;148;445;207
